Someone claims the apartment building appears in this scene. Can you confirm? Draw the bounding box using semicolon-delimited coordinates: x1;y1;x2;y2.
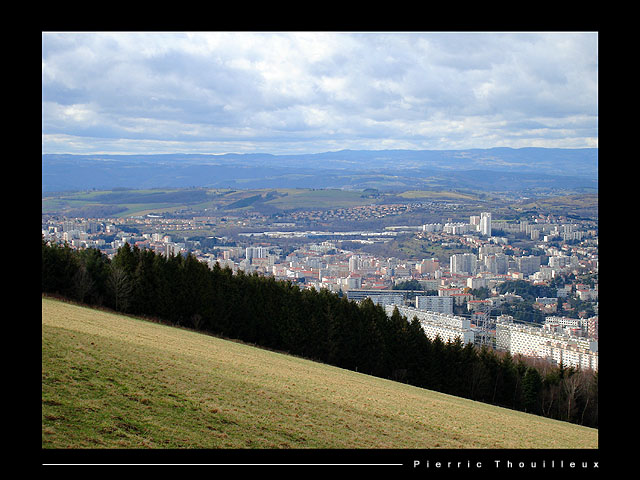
385;305;474;345
245;246;268;260
496;316;598;370
415;295;453;314
545;315;599;340
516;255;541;276
450;253;477;275
347;289;403;304
480;212;492;236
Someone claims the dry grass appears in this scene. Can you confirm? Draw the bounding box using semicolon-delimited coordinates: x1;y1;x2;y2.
42;296;598;449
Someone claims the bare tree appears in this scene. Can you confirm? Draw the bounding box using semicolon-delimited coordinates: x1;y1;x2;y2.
190;313;204;330
539;363;561;418
577;369;597;426
107;265;132;312
562;370;584;422
72;264;94;303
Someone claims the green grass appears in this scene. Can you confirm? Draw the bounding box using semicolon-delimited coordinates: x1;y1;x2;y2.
42;187;379;217
42;296;598;449
263;188;372;210
396;190;479;200
41;188;226;218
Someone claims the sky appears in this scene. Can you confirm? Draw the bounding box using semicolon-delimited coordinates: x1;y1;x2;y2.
42;31;598;155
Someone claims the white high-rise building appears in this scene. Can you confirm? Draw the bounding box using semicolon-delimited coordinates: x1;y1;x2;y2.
516;255;541;276
450;253;477;275
422;223;443;232
480;212;492;236
416;295;454;314
349;255;359;272
246;246;267;260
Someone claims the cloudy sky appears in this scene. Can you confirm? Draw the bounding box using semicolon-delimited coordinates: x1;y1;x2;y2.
42;31;598;155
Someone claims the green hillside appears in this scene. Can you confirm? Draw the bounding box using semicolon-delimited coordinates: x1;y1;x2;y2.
42;296;597;449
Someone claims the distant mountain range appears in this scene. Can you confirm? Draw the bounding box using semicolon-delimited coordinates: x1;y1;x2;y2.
42;147;598;193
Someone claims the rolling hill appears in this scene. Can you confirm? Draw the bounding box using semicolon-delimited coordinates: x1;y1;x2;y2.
42;296;598;452
42;148;597;192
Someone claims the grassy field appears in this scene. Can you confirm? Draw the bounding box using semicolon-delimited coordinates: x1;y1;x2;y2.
41;187;372;218
41;188;225;218
396;190;480;201
41;187;484;218
41;187;598;223
263;188;372;210
42;296;598;449
515;194;598;219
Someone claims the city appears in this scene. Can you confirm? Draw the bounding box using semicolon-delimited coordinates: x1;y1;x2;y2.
42;199;598;371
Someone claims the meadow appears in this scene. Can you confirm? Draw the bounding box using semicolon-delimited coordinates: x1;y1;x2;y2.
42;296;598;449
41;187;482;219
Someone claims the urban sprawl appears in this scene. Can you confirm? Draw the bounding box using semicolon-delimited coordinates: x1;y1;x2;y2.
42;207;598;371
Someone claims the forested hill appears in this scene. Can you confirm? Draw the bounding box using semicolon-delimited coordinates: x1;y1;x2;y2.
42;148;598;192
41;239;598;428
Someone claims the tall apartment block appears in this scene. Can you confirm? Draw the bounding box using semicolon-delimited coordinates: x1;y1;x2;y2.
385;305;474;345
480;212;492;236
450;253;477;275
246;246;267;260
415;295;454;314
496;316;598;371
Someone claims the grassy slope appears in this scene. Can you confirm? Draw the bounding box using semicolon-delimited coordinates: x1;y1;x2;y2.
42;296;598;449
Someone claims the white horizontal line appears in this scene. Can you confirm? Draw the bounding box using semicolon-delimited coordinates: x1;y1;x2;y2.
43;464;404;467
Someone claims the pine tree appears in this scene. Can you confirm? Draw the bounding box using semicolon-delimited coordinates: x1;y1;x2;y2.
111;242;138;277
429;335;446;392
496;351;518;408
459;342;478;399
42;239;80;298
444;337;465;395
355;298;386;376
522;366;543;414
386;306;410;382
405;316;431;388
471;345;495;402
77;247;109;306
130;248;157;316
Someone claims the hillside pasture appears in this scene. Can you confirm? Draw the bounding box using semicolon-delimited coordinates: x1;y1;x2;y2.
42;297;598;450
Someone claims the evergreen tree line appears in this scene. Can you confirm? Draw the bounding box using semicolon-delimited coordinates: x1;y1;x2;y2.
41;239;598;428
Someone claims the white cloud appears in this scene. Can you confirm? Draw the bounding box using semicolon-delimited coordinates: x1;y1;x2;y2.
42;31;598;154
